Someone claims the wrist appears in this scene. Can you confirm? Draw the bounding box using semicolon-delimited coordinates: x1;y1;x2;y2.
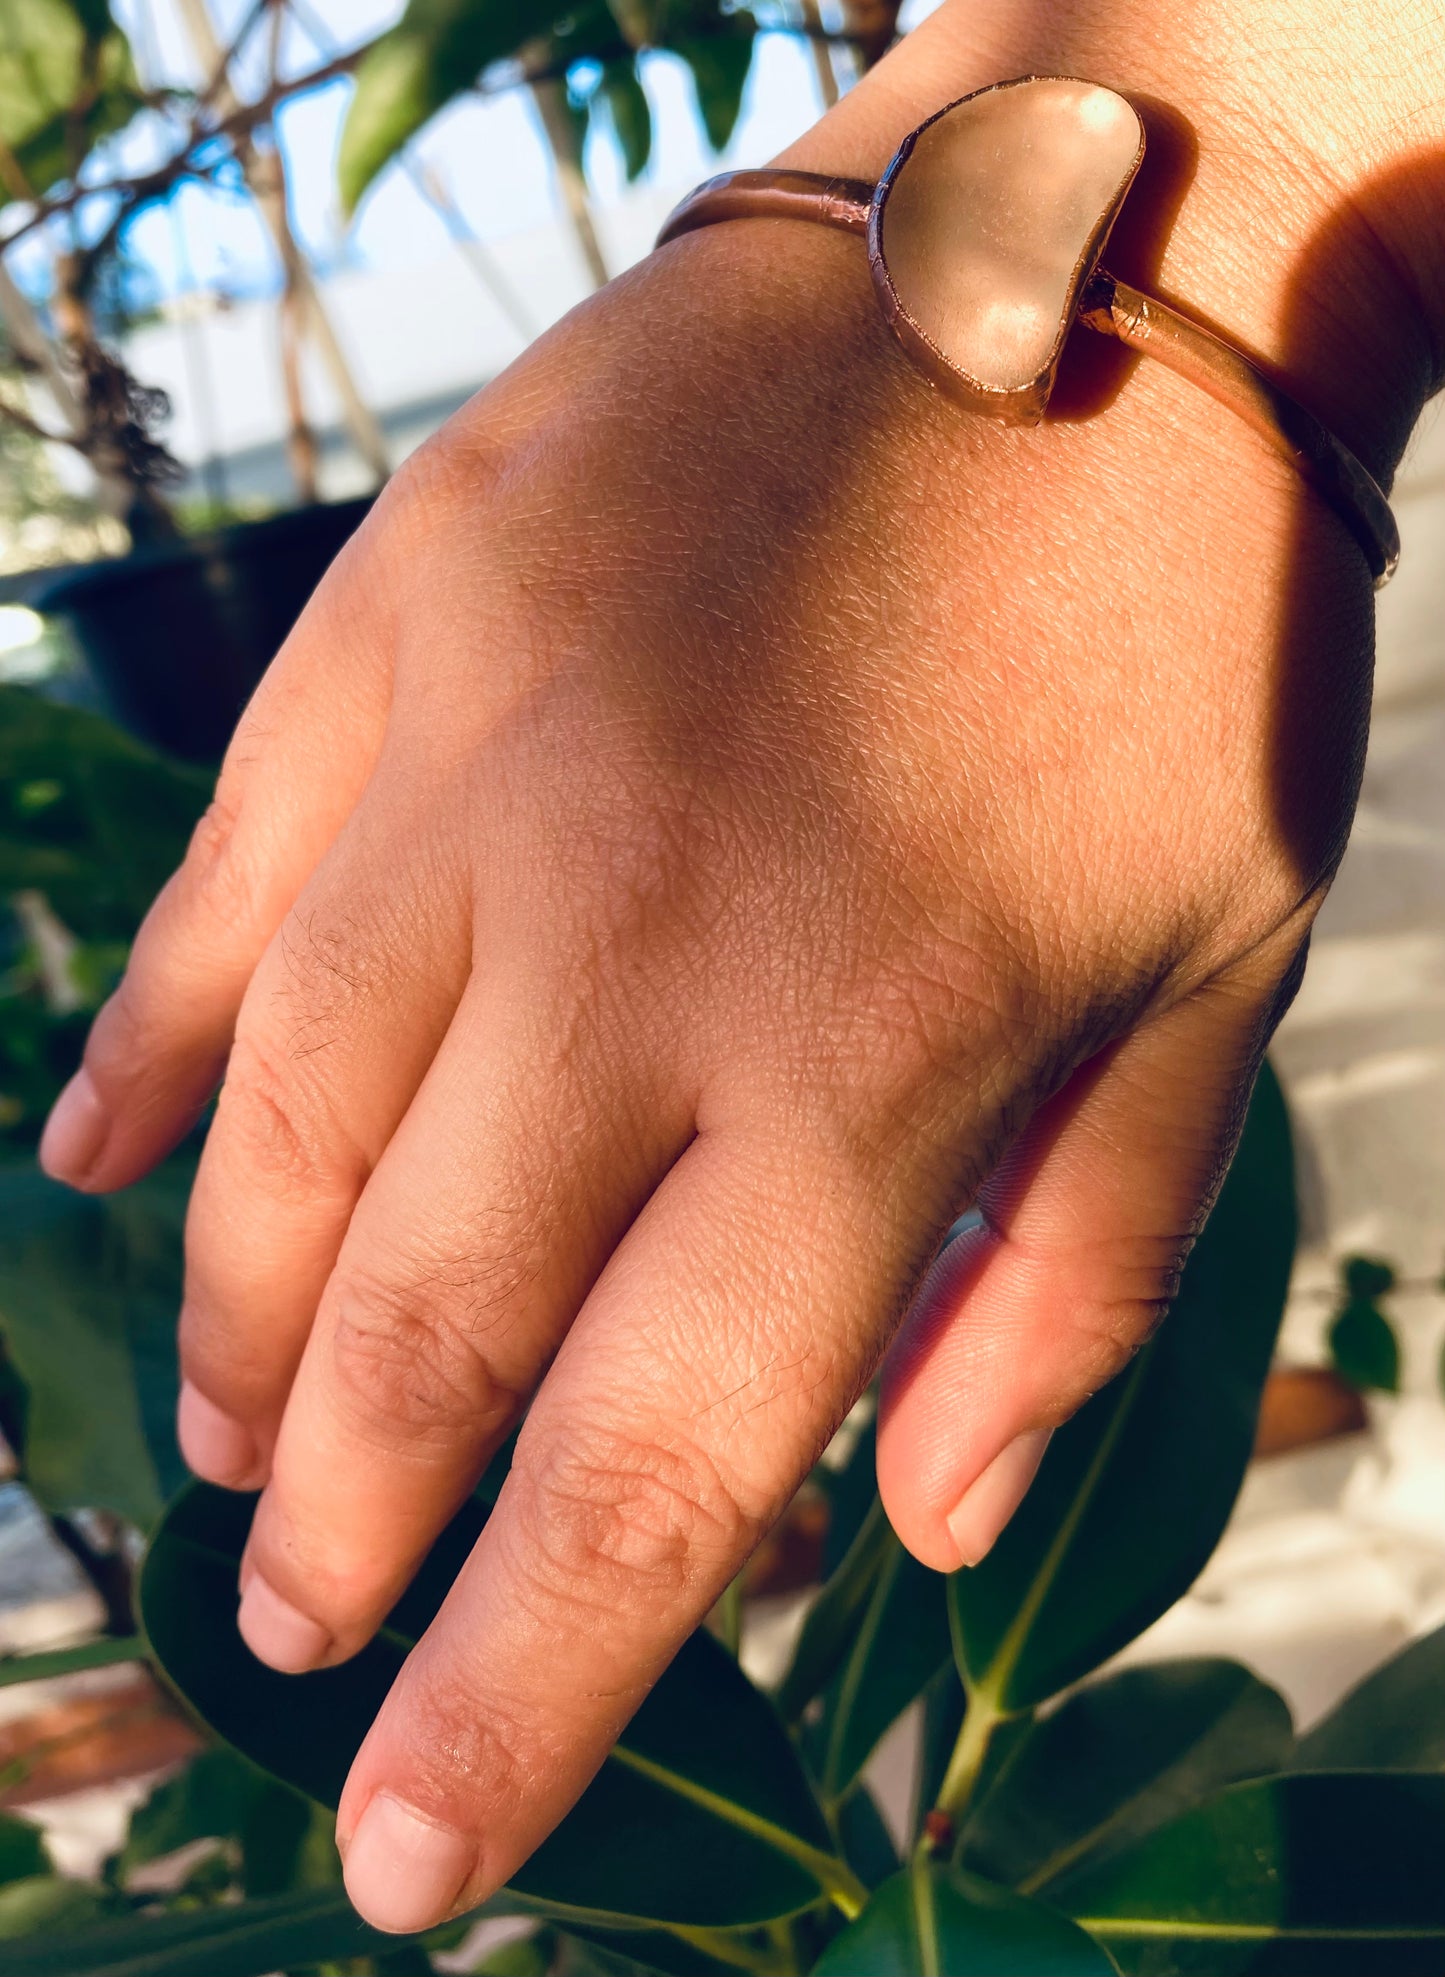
776;0;1445;482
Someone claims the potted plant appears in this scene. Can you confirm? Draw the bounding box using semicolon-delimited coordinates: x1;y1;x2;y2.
0;0;875;761
1;691;1445;1975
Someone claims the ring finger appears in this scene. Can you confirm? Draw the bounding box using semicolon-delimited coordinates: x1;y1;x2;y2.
178;766;474;1488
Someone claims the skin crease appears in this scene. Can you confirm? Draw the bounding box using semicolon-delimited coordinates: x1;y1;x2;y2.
38;0;1445;1934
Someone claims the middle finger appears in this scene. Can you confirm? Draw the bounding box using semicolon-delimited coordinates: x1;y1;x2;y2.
234;956;695;1671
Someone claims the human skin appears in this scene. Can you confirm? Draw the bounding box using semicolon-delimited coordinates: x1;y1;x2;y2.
41;0;1445;1934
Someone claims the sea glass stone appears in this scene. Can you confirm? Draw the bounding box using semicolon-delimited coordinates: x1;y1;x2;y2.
871;77;1145;421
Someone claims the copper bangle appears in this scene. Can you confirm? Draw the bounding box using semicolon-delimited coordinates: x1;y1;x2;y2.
657;78;1398;587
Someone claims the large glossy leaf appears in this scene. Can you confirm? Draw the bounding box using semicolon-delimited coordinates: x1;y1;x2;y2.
0;1883;452;1976
777;1495;894;1723
836;1781;901;1891
141;1483;854;1928
951;1065;1295;1711
810;1530;952;1802
1063;1772;1445;1975
1296;1622;1445;1769
0;0;144;207
339;0;568;212
0;1157;189;1525
812;1863;1118;1976
0;688;209;942
962;1660;1293;1895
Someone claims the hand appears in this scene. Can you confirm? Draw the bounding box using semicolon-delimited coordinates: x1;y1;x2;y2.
40;0;1443;1935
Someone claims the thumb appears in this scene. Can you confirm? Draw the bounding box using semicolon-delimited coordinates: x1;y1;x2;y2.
877;940;1307;1573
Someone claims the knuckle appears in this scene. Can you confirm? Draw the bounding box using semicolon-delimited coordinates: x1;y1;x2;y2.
216;1024;337;1191
181;790;259;931
326;1275;515;1446
510;1420;754;1617
1057;1257;1182;1407
85;970;152;1079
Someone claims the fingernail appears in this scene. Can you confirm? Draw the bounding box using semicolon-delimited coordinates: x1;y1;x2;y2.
38;1070;108;1186
178;1381;261;1488
946;1428;1052;1568
237;1571;332;1673
342;1791;475;1933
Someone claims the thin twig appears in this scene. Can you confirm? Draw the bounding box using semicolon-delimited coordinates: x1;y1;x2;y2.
1;18;864;260
0;47;362;255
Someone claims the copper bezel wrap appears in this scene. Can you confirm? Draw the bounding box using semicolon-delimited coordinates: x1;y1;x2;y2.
656;79;1399;588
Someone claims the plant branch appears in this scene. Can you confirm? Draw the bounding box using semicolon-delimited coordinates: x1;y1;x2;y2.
0;18;864;261
0;1636;146;1688
932;1692;1008;1828
0;47;364;256
176;0;389;486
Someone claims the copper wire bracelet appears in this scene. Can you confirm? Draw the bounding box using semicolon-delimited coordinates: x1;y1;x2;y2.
657;77;1398;587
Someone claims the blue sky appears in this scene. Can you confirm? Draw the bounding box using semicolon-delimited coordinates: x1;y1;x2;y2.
10;0;913;309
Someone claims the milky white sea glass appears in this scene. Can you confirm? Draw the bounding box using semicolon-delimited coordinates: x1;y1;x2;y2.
872;78;1145;420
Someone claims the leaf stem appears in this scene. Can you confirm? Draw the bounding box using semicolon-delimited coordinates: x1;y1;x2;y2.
672;1922;794;1974
609;1744;868;1920
933;1692;1006;1825
0;1633;146;1687
909;1839;942;1977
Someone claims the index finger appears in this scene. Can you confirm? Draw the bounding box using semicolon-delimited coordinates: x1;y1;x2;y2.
332;1122;944;1932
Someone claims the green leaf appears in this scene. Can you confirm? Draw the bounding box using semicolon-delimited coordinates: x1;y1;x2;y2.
777;1496;894;1723
658;0;755;151
962;1660;1294;1895
0;1883;454;1975
0;1875;113;1945
0;0;144;206
117;1747;328;1896
338;0;568;213
1063;1772;1445;1975
911;1664;967;1834
556;1919;766;1976
140;1482;856;1928
950;1064;1295;1712
241;1783;339;1897
597;58;651;179
812;1863;1118;1976
1327;1297;1399;1393
0;688;209;942
0;1815;49;1887
478;1932;558;1977
817;1413;877;1576
835;1782;901;1891
0;1635;144;1687
1341;1255;1395;1300
0;1156;190;1525
120;1748;257;1877
811;1530;952;1802
1296;1622;1445;1769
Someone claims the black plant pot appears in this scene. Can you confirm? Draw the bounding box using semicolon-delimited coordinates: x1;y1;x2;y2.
30;498;373;764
